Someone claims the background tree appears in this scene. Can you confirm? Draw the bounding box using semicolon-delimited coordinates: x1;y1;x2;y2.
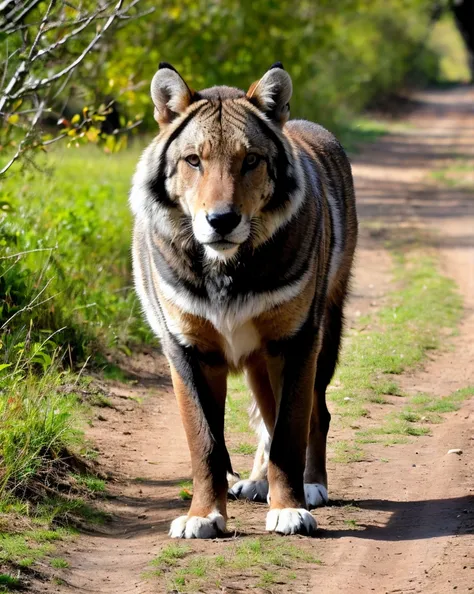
451;0;474;81
1;0;467;176
0;0;152;175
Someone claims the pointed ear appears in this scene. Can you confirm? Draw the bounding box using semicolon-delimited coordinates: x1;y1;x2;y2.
150;62;192;126
247;62;292;125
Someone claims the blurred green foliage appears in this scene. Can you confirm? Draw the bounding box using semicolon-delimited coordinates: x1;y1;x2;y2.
103;0;448;130
0;146;154;370
427;12;472;82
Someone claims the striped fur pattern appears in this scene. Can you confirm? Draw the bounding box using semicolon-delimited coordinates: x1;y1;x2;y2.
130;63;357;538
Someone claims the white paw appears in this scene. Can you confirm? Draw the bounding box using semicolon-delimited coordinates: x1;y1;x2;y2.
266;508;317;535
229;479;269;502
227;471;241;488
304;483;329;509
169;512;226;539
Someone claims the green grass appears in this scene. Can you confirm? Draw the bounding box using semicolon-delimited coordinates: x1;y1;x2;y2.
72;474;106;493
150;544;191;571
395;387;474;429
330;252;462;423
101;363;132;382
177;480;193;500
225;375;252;434
179;489;192;501
430;160;474;189
332;441;365;464
0;371;83;496
0;493;109;585
87;393;114;408
0;574;21;591
148;537;320;592
0;527;72;569
338;117;389;153
354;387;474;444
1;146;154;366
231;442;257;455
50;557;69;569
35;495;111;526
1;146;154;586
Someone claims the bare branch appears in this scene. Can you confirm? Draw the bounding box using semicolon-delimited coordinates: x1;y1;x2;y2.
30;4;109;64
1;0;43;34
8;0;124;100
0;99;44;175
0;60;27;112
27;0;56;60
0;0;146;174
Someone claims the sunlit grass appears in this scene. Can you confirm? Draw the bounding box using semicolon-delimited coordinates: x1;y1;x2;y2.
330;252;462;426
147;537;321;592
225;375;252;434
0;372;83;496
430;159;474;189
0;526;72;569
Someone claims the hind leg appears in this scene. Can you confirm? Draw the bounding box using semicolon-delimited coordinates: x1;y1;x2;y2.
304;300;344;509
229;354;275;503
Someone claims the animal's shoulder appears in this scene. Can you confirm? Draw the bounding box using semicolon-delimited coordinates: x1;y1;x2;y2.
285;119;346;157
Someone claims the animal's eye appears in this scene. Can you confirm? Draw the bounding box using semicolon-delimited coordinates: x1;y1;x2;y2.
185;154;200;168
243;153;260;170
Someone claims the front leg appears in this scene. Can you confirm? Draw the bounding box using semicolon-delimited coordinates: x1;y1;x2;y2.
167;341;231;539
266;324;320;536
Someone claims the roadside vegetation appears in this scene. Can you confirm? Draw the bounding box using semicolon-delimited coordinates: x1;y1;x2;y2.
1;147;148;585
331;250;462;418
146;537;321;593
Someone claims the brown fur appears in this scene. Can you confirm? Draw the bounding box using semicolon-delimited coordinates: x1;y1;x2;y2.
130;63;357;537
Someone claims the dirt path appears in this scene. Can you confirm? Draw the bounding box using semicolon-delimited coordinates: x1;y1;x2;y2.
46;87;474;594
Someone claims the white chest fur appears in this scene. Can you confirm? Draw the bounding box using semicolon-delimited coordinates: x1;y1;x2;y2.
220;320;260;367
156;275;262;365
155;267;311;365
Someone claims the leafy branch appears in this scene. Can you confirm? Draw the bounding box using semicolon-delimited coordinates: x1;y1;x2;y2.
0;0;150;174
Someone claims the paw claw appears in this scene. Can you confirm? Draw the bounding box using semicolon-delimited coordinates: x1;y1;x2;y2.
228;479;268;503
266;508;317;535
304;483;329;509
169;512;226;539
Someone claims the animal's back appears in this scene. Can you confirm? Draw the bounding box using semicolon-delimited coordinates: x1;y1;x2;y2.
285;119;357;301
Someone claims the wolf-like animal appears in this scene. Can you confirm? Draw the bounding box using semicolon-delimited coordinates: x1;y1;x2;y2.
130;62;357;538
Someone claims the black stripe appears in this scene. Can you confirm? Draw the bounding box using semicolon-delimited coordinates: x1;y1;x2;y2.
165;333;233;475
305;142;347;248
149;236;207;300
147;102;209;207
199;105;221;124
222;104;251;129
319;151;346;233
246;110;298;212
201;197;319;301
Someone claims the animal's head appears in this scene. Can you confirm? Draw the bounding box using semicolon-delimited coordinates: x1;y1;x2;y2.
132;63;302;260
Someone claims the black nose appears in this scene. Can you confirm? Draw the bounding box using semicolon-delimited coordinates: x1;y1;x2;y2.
206;210;242;236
